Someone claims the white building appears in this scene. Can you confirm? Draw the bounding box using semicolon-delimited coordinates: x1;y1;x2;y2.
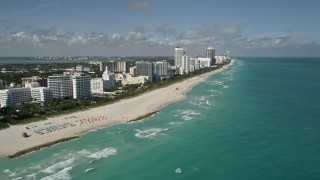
102;66;116;88
0;88;31;107
31;87;53;102
91;66;116;94
91;78;104;94
198;58;211;68
48;75;73;99
152;61;169;81
91;78;116;94
190;58;200;71
215;56;227;64
175;47;186;72
122;75;149;85
226;51;230;60
182;55;190;74
153;61;169;76
72;73;91;99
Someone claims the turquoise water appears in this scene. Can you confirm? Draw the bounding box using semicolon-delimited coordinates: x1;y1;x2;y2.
1;57;320;179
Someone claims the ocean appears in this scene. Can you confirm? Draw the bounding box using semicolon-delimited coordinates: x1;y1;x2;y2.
0;57;320;180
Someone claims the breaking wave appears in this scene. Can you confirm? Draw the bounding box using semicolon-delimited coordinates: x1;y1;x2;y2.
41;158;75;174
87;147;117;160
134;128;168;138
40;166;72;180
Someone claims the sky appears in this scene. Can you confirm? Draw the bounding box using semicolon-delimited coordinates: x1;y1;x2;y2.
0;0;320;57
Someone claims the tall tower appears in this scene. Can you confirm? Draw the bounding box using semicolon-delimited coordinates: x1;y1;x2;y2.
174;47;186;68
226;51;230;60
206;46;215;65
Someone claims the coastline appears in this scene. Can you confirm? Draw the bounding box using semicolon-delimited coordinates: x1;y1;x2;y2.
0;60;235;158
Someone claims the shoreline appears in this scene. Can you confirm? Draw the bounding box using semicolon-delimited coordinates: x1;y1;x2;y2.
0;60;235;158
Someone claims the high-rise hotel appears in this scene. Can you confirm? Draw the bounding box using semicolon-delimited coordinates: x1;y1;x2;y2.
175;47;188;75
206;46;216;65
174;47;186;68
48;75;73;99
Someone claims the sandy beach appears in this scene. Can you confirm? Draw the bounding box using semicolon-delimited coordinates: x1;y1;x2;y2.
0;60;234;157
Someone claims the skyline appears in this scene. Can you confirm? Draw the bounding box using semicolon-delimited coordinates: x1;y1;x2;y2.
1;0;320;57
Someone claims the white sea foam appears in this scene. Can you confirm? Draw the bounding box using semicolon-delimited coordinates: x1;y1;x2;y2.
40;166;72;180
3;169;11;174
169;121;184;126
85;168;94;173
9;172;17;177
175;168;182;174
77;149;92;155
180;110;200;115
134;128;168;138
25;173;37;180
12;177;22;180
87;147;117;160
181;115;192;121
41;158;75;174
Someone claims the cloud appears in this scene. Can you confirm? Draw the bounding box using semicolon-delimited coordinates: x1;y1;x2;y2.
178;25;243;40
273;34;292;46
0;24;319;57
126;0;149;11
0;26;176;56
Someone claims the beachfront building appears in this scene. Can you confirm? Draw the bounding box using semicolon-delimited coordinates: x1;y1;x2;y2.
0;87;32;107
102;66;116;89
136;61;153;82
190;57;201;71
215;56;227;64
182;55;190;74
72;73;91;99
31;87;53;102
91;78;105;94
175;47;186;74
152;61;169;81
198;58;212;68
206;46;216;65
226;51;230;60
48;74;73;99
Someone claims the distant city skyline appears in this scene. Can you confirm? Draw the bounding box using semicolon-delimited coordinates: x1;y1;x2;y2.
1;0;320;57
